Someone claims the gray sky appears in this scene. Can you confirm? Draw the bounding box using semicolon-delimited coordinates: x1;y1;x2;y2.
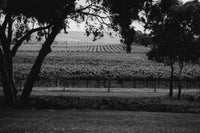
68;0;195;32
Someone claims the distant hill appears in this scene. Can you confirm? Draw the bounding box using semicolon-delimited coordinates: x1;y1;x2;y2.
54;31;121;45
19;31;125;52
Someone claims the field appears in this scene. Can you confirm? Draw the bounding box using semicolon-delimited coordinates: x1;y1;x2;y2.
20;31;123;52
1;109;200;133
7;31;200;90
14;49;200;80
1;32;200;133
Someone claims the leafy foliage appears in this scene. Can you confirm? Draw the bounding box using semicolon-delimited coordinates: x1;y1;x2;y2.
134;31;152;47
146;0;200;65
102;0;152;53
0;0;118;105
145;0;200;98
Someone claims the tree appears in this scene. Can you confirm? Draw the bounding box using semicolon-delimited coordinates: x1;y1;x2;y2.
0;0;109;106
145;0;180;97
102;0;152;53
145;0;200;99
172;0;200;99
134;31;152;47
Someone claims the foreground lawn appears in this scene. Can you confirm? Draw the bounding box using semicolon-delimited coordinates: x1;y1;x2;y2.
0;109;200;133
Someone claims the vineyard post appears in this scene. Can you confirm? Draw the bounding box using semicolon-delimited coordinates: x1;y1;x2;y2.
103;79;106;88
146;80;148;88
49;79;51;87
72;79;75;87
19;80;22;91
133;80;136;88
56;78;59;87
154;80;156;93
145;80;148;88
63;82;65;92
199;81;200;89
120;80;124;88
37;80;40;87
86;80;89;88
108;79;111;92
65;80;68;88
147;80;150;88
97;79;100;88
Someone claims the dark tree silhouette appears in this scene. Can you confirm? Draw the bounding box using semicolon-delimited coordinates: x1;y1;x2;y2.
0;0;110;106
134;31;152;47
145;0;180;97
103;0;152;53
145;0;200;99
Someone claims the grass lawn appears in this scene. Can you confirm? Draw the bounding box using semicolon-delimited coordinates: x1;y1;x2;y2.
0;109;200;133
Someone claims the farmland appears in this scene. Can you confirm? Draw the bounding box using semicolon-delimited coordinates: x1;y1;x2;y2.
14;48;200;81
9;31;200;89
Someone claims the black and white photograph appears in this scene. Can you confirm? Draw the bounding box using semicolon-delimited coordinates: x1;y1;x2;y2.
0;0;200;132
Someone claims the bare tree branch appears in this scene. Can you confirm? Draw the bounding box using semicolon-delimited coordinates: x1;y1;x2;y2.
0;14;11;54
7;17;13;47
1;14;9;32
76;11;109;19
75;4;93;13
75;3;106;14
11;24;52;57
95;16;110;27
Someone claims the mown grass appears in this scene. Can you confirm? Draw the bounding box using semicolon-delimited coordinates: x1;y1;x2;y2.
0;109;200;133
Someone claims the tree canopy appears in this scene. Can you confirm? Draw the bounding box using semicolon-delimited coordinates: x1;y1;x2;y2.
145;0;200;98
0;0;111;106
102;0;152;53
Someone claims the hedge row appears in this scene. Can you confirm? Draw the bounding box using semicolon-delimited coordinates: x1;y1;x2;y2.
26;95;200;113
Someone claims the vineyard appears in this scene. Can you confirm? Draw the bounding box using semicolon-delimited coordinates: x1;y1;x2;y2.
12;47;200;88
17;43;151;53
18;31;126;52
17;43;126;52
7;32;200;89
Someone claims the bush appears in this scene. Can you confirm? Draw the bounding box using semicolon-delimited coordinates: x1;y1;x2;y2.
25;95;200;113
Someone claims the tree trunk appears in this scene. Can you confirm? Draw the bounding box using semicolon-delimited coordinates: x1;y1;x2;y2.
10;61;18;95
169;63;174;97
0;47;16;106
0;17;17;106
177;63;183;100
5;53;18;97
20;26;60;105
126;44;131;53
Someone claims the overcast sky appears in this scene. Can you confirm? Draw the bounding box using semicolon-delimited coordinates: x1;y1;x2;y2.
68;0;195;32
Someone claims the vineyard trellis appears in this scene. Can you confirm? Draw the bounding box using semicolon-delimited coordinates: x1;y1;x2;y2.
2;78;199;93
16;44;132;53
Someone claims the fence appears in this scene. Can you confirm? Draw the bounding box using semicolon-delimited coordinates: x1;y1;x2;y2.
6;78;200;92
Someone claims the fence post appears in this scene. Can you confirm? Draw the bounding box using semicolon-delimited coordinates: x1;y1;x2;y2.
103;79;106;88
154;80;156;93
63;82;65;92
108;80;111;92
86;80;89;88
49;79;51;87
65;80;68;88
120;80;124;88
133;80;136;88
19;80;22;91
97;79;100;88
56;79;59;87
37;80;40;87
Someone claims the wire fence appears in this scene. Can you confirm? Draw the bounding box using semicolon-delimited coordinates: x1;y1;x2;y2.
5;78;199;92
